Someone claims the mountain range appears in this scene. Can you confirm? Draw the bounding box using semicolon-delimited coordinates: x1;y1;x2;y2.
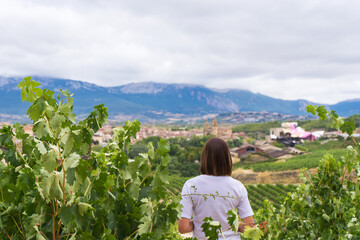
0;76;359;122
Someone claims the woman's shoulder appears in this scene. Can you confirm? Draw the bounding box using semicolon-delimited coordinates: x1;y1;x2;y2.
229;177;245;186
183;175;202;185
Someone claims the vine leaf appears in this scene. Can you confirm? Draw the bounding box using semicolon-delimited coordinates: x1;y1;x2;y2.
243;226;264;240
42;150;58;171
227;208;240;234
64;153;80;170
201;217;223;240
78;202;93;216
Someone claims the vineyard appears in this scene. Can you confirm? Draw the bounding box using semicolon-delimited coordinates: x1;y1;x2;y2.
169;176;297;212
242;148;347;172
1;78;360;239
246;184;297;211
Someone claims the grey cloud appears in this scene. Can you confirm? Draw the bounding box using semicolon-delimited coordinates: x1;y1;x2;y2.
0;0;359;104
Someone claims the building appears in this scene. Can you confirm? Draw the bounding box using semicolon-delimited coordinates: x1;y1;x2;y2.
234;144;265;158
204;118;232;139
269;122;315;146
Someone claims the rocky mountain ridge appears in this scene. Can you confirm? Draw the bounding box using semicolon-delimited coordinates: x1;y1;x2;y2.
0;76;358;122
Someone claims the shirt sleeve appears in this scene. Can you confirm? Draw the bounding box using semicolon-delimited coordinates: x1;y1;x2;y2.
180;181;193;219
237;186;254;219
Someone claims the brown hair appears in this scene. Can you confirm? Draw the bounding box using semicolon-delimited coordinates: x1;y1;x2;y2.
200;137;232;176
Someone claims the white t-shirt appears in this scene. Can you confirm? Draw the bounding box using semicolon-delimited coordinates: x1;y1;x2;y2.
180;175;253;240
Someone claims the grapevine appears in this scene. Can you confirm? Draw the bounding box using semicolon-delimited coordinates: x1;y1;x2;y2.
0;77;182;240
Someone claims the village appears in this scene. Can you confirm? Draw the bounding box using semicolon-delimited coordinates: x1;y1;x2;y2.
1;117;355;165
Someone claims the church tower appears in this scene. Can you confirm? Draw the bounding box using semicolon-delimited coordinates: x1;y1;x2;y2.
212;118;218;136
204;120;210;136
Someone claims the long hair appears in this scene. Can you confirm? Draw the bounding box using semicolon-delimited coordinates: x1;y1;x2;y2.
200;137;232;176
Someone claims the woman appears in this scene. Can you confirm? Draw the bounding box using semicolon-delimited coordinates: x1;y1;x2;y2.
178;137;254;239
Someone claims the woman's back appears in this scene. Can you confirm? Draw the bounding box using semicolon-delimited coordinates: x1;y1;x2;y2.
178;138;254;239
181;175;253;239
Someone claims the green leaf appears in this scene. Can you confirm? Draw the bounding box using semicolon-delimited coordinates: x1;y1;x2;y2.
227;208;240;234
64;153;80;171
69;232;77;240
13;123;29;139
16;167;35;192
27;98;46;121
76;159;90;180
137;215;152;235
36;232;47;240
138;198;153;235
59;205;75;223
33;119;53;139
161;155;170;166
35;139;47;154
316;106;328;120
139;153;148;159
157;139;170;156
42;150;58;172
82;104;108;132
5;149;18;166
38;170;63;200
201;217;222;240
0;125;14;148
243;226;264;240
340;121;356;136
50;113;66;133
306;105;317;115
18;76;41;103
61;132;74;156
147;142;155;160
78;202;93;216
127;177;141;200
322;213;330;222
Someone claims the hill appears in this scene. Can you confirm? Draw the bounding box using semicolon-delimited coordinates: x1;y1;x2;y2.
0;76;359;122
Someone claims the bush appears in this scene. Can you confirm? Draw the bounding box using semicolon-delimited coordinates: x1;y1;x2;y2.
254;105;360;239
294;144;308;152
273;141;285;149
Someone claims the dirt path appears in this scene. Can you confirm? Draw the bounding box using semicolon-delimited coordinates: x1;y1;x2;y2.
232;168;317;184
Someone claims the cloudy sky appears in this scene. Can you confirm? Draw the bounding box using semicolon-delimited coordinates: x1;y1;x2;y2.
0;0;359;104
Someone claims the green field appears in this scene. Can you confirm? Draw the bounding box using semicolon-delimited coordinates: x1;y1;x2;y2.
242;148;346;172
235;137;354;172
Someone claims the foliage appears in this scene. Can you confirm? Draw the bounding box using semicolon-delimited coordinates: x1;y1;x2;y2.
303;137;359;151
253;105;360;239
294;144;308;152
165;135;213;177
227;138;243;149
91;145;102;152
128;141;148;159
184;208;263;240
346;114;360;128
272;141;285;149
0;77;181;240
232;121;281;139
298;119;336;131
